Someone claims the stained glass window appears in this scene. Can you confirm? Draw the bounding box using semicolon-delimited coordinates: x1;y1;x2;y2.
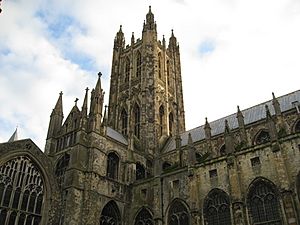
204;189;231;225
100;201;120;225
134;208;153;225
247;179;282;225
0;156;44;225
167;200;189;225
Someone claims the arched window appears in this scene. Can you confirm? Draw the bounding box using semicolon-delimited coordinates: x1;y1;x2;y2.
121;108;128;136
136;162;146;180
167;60;170;86
159;105;164;137
294;120;300;133
162;162;172;171
247;179;282;225
136;51;142;77
167;199;190;225
255;130;270;145
134;104;141;138
169;113;174;136
125;57;130;82
0;156;44;224
134;208;154;225
203;189;231;225
158;53;162;79
55;153;70;188
100;201;121;225
220;145;226;156
107;152;119;180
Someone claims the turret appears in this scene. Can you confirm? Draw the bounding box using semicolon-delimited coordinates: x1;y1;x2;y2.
204;117;211;140
114;25;125;49
236;105;247;145
224;120;234;154
80;88;89;130
142;6;157;42
47;92;63;139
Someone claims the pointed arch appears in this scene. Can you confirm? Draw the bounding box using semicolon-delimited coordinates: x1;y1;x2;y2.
219;144;226;156
247;177;282;225
158;52;162;79
169;112;174;136
203;188;231;225
136;51;142;77
167;199;190;225
121;108;128;136
293;119;300;133
124;57;130;82
159;105;164;137
55;153;70;188
100;200;121;225
0;156;45;224
107;152;119;180
134;207;154;225
136;162;146;180
254;130;270;145
133;103;141;138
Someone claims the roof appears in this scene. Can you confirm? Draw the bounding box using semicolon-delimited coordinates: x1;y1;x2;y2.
107;127;128;145
8;128;18;142
163;90;300;153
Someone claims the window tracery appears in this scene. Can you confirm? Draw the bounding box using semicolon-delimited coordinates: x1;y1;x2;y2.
247;179;282;225
100;201;120;225
55;153;70;188
134;208;153;225
0;156;44;225
107;152;119;180
167;200;189;225
203;189;231;225
121;108;128;136
255;130;270;145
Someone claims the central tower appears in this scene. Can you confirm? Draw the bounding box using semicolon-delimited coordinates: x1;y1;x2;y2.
108;6;185;155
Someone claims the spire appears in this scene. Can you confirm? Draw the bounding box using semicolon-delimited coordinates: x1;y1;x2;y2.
169;29;178;49
52;91;63;116
131;32;135;45
272;92;282;116
265;104;277;141
8;127;18;142
204;117;211;139
82;87;89;117
143;6;157;32
162;35;166;48
224;119;231;134
236;105;245;128
187;133;196;166
114;25;125;49
265;105;272;120
95;72;102;94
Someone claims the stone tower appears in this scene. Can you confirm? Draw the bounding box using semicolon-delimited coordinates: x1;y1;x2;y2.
108;6;186;156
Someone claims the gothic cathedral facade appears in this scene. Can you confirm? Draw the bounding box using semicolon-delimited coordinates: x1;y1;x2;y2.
1;7;300;225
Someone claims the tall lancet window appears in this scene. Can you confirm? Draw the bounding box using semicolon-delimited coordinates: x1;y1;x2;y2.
0;156;45;225
158;52;162;79
100;201;121;225
167;200;190;225
134;208;154;225
169;112;174;136
107;152;119;180
125;57;130;82
134;104;141;138
167;60;170;85
159;105;164;137
136;51;142;77
55;153;70;188
121;108;128;136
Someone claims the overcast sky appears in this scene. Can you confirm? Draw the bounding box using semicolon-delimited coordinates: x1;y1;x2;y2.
0;0;299;149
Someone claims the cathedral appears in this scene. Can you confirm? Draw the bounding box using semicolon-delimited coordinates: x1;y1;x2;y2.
1;6;300;225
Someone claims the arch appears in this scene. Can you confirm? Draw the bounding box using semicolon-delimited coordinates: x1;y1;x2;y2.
133;103;141;138
219;144;226;156
55;153;70;188
254;130;270;145
124;57;130;82
136;51;142;77
106;152;119;180
136;162;146;180
159;105;164;137
134;207;154;225
203;188;231;225
100;200;121;225
293;119;300;133
121;108;128;136
247;177;282;224
158;52;162;79
169;112;174;136
167;199;190;225
0;156;45;225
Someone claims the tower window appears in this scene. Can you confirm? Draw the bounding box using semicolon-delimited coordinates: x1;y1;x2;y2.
133;104;141;138
125;57;130;82
136;51;142;77
169;112;174;136
121;108;128;136
55;153;70;188
107;152;119;180
159;105;164;137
